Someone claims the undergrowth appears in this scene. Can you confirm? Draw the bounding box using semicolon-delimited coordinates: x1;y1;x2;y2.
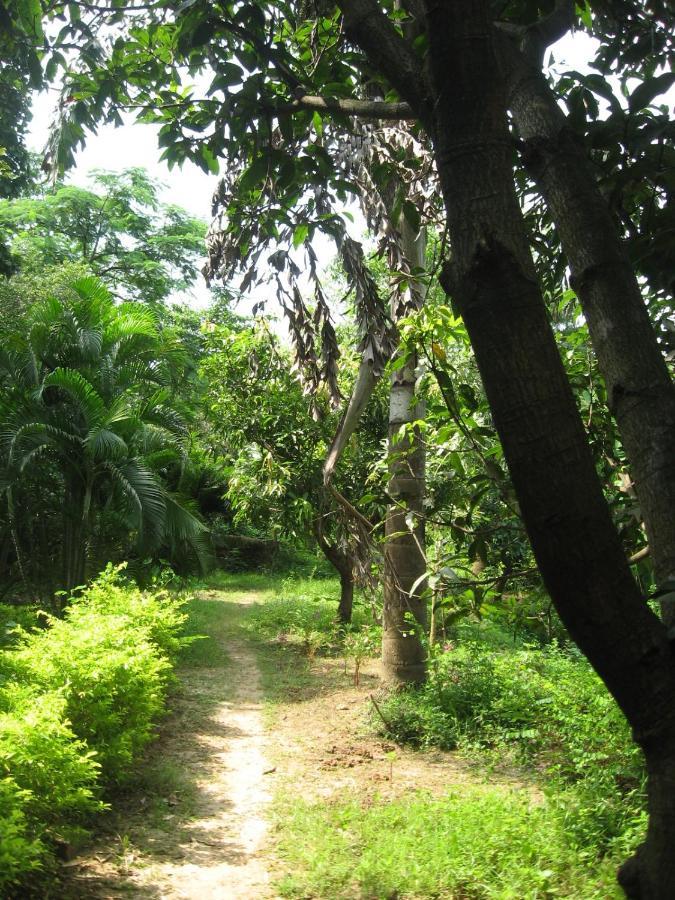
375;633;646;859
0;564;192;895
238;575;646;895
274;788;623;899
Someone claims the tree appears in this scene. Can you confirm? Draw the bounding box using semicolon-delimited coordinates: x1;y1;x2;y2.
0;168;208;305
0;276;209;596
0;0;40;273
25;1;675;891
336;3;674;895
201;322;387;623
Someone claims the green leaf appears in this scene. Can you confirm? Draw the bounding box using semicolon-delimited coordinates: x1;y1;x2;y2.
292;223;309;248
312;111;323;137
200;146;220;175
17;0;43;40
629;73;675;113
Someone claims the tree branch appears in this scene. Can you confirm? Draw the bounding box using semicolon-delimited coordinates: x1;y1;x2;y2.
527;0;575;55
497;0;575;64
288;93;415;120
336;0;434;132
324;353;382;485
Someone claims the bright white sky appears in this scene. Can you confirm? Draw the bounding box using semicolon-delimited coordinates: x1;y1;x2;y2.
27;30;602;313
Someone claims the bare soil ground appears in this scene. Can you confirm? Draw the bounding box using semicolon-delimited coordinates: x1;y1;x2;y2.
60;592;273;900
58;588;532;900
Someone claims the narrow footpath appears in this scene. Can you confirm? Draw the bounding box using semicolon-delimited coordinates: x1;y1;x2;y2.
61;591;275;899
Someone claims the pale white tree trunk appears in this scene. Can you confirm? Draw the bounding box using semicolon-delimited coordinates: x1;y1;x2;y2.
381;219;428;684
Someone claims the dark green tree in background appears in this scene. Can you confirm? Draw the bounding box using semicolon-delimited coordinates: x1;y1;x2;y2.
0;277;209;597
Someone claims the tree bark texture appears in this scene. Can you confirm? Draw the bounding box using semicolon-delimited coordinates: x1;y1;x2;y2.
504;45;675;623
313;522;355;624
420;3;675;895
382;217;427;684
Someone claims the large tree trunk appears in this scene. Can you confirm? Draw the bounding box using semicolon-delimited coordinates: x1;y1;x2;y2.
419;2;675;894
381;217;427;684
503;44;675;625
619;739;675;898
340;0;675;888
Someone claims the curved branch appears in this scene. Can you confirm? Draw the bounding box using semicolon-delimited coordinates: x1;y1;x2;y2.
323;350;382;484
337;0;434;131
525;0;575;59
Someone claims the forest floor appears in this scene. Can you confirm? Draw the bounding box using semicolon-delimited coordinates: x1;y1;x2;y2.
57;577;537;900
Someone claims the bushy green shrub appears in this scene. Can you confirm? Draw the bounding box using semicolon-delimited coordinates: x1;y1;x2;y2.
0;692;103;832
18;617;173;784
378;639;645;854
0;778;46;890
13;565;189;784
0;603;41;648
0;564;190;894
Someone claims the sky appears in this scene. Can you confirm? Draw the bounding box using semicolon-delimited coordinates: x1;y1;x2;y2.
26;30;604;314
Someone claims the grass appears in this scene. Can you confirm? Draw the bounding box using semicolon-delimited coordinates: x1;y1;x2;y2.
159;569;636;899
273;789;624;899
195;569;636;899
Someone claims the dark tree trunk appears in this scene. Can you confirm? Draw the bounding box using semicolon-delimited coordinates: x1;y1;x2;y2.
421;3;675;895
619;737;675;899
504;44;675;624
312;523;355;625
338;571;354;626
340;0;675;890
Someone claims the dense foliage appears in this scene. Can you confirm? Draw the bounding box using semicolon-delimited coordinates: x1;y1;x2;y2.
0;565;191;893
0;169;208;305
0;275;210;598
1;0;674;893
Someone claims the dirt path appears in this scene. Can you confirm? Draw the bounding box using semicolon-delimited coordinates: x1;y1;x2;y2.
61;591;275;899
60;586;532;899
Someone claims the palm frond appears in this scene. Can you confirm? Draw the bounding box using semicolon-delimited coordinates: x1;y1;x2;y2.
162;492;213;573
69;276;113;307
86;427;129;461
39;368;107;429
102;458;166;547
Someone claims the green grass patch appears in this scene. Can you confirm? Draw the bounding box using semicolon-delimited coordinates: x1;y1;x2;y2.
179;596;230;668
235;574;380;705
376;640;646;858
274;788;623;899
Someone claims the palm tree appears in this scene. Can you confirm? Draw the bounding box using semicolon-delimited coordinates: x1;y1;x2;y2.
0;277;209;595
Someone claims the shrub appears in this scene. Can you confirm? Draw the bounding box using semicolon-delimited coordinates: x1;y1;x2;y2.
378;639;645;854
14;565;189;784
0;564;190;894
0;692;103;833
0;603;41;648
0;778;46;890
